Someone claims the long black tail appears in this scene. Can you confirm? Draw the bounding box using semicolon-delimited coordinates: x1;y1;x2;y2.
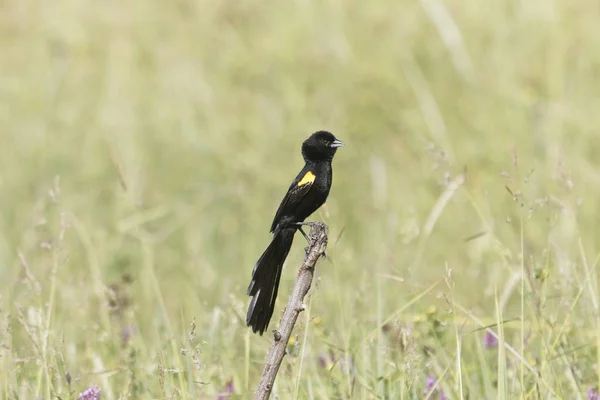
246;228;295;335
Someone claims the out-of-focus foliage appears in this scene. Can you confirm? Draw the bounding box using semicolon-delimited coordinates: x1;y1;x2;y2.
1;0;600;398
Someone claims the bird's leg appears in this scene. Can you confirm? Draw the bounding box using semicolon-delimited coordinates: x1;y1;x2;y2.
291;222;311;243
298;227;311;243
292;222;328;259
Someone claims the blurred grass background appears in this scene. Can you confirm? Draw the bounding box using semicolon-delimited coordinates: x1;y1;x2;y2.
2;0;600;398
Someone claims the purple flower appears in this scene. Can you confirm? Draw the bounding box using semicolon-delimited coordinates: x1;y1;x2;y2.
424;375;447;399
317;349;337;370
483;330;499;349
425;375;436;392
78;386;101;400
588;387;599;400
317;352;328;369
121;325;136;345
217;378;235;399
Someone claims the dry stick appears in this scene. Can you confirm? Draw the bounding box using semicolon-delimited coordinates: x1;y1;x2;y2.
254;222;329;400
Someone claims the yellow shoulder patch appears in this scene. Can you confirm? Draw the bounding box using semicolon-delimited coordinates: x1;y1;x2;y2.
297;171;316;186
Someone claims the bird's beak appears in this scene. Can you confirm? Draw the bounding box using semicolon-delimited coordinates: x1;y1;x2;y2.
330;140;344;148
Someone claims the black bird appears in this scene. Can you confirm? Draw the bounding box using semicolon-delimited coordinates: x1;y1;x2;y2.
246;130;344;335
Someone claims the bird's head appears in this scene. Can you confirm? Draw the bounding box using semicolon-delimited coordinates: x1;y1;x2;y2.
301;130;344;162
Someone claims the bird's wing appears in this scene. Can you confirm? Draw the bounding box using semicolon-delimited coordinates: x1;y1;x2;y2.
270;169;316;233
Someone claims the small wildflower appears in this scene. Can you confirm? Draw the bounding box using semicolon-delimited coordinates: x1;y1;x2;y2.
121;325;136;345
317;350;337;369
588;387;599;400
65;372;71;386
329;349;336;363
527;355;537;366
317;352;329;369
425;375;436;393
217;378;235;400
317;350;355;373
424;375;447;400
413;314;426;323
78;386;101;400
483;331;499;349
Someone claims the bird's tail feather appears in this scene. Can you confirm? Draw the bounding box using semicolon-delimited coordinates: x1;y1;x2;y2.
246;228;295;335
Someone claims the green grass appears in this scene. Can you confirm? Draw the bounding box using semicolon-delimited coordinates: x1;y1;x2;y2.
2;0;600;398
